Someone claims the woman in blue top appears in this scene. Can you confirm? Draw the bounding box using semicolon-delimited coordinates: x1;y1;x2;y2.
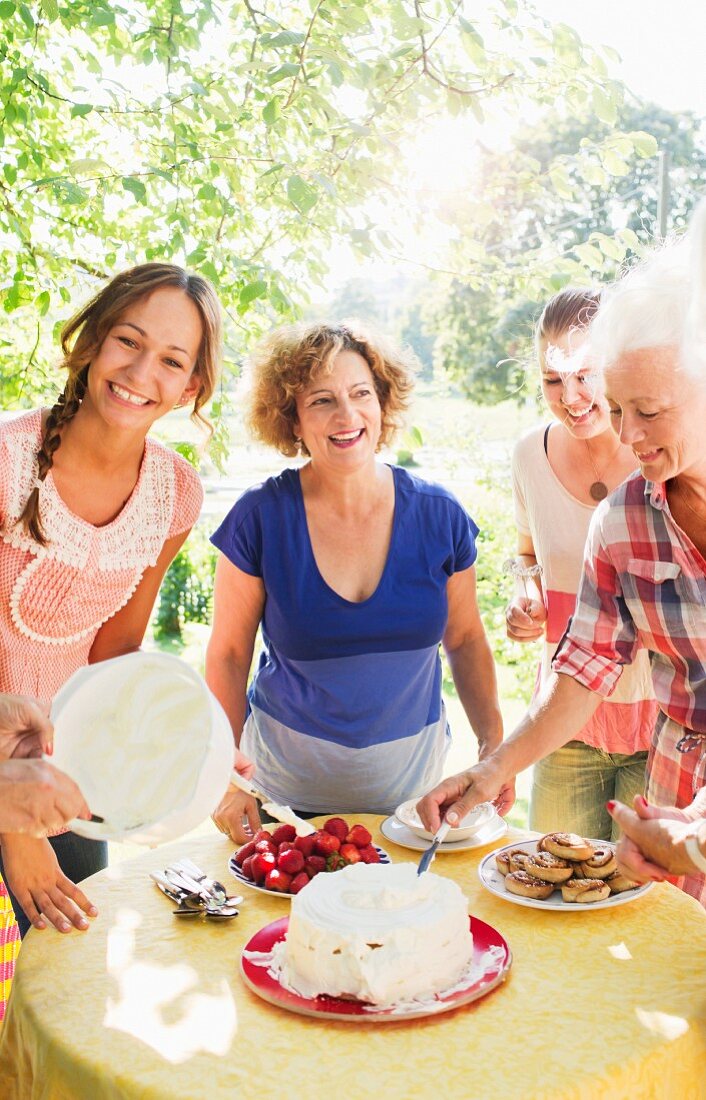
207;322;507;843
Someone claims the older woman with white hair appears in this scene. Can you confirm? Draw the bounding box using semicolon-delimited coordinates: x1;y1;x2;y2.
419;199;706;905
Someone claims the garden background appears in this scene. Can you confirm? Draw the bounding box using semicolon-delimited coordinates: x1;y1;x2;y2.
1;0;704;841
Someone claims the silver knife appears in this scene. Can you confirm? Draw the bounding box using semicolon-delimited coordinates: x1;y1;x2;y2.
416;821;451;875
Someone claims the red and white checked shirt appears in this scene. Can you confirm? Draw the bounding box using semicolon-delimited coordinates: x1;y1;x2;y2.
553;472;706;733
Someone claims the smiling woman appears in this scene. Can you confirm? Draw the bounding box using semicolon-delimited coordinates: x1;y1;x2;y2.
0;264;233;960
418;201;706;909
206;320;507;847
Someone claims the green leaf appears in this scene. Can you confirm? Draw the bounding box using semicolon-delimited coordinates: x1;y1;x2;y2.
239;280;267;306
592;86;617;126
70;103;93;118
629;130;659;158
3;163;16;184
574;242;603;268
69;157;106;175
91;9;114;26
39;0;58;20
122;176;147;201
52;179;88;204
262;97;280;125
266;62;299;84
286;175;317;214
408;424;424;447
0;1;16;17
35;289;51;315
18;4;33;30
260;30;305;48
602;150;629;176
548;164;573;200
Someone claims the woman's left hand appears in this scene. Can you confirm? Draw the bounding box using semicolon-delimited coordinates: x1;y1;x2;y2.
0;693;53;761
607;797;701;880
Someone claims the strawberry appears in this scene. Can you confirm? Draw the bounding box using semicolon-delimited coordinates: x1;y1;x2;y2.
254;838;277;854
234;840;256;866
240;855;255;880
270;823;297;846
251;851;277;883
253;828;274;845
358;844;381;864
294;834;317;858
289;872;310;895
323;817;349;842
314;830;341;856
265;868;293;893
277;840;296;856
305;855;327;878
345;824;372;849
326;851;346;872
277;848;305;875
340;842;362;864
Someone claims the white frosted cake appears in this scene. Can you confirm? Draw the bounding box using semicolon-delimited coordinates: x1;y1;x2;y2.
275;862;473;1005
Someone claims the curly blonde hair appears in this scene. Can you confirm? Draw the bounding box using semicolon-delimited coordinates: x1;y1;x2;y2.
247;321;416;457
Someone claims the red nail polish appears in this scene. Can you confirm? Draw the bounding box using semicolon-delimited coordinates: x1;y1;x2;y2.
606;800;616;811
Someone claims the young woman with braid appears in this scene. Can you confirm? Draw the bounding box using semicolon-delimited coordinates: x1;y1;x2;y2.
0;263;223;941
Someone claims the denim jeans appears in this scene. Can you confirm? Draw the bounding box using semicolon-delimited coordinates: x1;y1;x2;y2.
0;832;108;939
529;741;649;841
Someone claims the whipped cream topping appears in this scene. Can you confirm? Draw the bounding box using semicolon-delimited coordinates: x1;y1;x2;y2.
59;658;209;831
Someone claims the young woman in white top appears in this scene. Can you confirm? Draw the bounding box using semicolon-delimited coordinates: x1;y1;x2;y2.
506;288;656;840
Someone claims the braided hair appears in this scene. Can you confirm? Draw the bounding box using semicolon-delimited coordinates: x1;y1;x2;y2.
19;263;222;545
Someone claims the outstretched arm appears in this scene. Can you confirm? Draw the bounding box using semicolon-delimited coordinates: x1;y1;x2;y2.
418;672;601;832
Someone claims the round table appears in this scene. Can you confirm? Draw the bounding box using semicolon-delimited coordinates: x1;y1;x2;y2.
1;816;705;1100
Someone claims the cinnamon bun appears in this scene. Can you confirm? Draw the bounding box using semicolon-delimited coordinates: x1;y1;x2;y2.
579;846;618;879
505;870;554;900
606;871;640;894
539;833;595;862
561;878;611;904
523;853;574;884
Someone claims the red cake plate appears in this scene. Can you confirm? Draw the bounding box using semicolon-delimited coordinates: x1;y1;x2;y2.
240;915;511;1022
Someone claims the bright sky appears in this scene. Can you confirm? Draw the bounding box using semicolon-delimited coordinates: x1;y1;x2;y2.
533;0;706;114
326;1;706;287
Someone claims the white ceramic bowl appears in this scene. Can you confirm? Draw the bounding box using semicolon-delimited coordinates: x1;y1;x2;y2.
394;797;496;842
49;652;234;846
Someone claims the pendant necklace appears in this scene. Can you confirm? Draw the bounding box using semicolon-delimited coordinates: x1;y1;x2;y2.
585;438;622;502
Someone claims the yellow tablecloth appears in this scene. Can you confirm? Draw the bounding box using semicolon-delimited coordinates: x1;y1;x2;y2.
1;817;705;1100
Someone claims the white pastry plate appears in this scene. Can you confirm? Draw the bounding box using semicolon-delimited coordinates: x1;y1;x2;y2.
229;846;391;898
478;839;654;912
380;814;507;853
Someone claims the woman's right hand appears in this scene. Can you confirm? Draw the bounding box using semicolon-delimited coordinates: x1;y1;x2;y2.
0;835;98;932
505;596;546;642
212;786;261;845
0;760;91;836
417;757;509;834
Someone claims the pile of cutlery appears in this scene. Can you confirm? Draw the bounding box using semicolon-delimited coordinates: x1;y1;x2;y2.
150;857;242;920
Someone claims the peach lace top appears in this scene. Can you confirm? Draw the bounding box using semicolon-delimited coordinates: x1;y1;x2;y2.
0;410;203;706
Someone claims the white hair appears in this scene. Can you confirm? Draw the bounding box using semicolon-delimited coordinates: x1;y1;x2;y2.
590;196;706;380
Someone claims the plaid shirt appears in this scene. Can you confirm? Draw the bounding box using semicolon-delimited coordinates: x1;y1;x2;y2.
553;472;706;733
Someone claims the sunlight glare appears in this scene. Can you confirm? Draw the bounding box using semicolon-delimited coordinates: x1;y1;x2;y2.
635;1008;689;1041
103;908;237;1062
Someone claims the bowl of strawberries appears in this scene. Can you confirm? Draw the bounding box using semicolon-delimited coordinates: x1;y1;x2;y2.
228;817;390;897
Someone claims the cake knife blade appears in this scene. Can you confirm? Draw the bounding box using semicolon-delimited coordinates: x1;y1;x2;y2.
229;770;317;836
416;821;451;875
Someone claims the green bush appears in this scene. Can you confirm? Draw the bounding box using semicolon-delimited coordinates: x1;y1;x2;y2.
155;525;217;640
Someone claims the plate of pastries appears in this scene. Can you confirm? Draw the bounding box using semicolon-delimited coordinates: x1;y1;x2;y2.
478;832;653;911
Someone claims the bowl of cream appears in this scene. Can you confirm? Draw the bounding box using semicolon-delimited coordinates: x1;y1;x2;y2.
49;651;234;845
